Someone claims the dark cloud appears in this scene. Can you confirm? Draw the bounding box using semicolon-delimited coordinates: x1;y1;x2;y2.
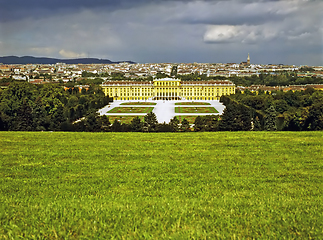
0;0;289;21
0;0;157;22
0;0;321;65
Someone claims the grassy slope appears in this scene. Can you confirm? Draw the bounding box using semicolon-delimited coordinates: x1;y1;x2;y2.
1;132;322;239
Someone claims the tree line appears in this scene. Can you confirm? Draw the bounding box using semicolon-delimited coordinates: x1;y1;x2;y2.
70;112;219;132
0;82;112;131
219;88;323;131
1;82;323;132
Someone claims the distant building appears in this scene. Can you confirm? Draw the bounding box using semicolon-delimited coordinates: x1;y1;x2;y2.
240;53;250;67
101;78;235;101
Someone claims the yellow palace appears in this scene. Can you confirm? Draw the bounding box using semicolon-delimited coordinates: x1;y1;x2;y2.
101;78;235;101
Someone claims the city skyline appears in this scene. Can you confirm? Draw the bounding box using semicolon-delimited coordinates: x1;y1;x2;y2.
0;0;322;66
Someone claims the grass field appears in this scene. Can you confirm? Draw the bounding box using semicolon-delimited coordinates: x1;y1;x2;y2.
107;107;154;113
108;115;145;124
1;132;322;239
120;102;157;105
175;102;211;105
175;107;219;113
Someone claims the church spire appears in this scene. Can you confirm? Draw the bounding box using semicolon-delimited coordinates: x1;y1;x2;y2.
247;53;250;65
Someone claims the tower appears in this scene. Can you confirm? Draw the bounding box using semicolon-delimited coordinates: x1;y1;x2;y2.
247;53;250;65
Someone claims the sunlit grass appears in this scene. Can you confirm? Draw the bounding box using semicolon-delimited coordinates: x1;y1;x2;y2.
0;132;322;239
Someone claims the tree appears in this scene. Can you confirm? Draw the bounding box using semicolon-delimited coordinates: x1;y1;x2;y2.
111;119;122;132
194;116;204;132
305;102;323;130
204;115;219;131
100;115;111;132
180;118;191;132
0;114;5;131
156;122;173;132
169;116;180;132
11;100;33;131
273;99;289;114
84;112;101;132
130;116;143;132
32;98;49;131
218;103;252;131
252;116;262;131
143;112;158;132
264;105;277;131
50;105;66;131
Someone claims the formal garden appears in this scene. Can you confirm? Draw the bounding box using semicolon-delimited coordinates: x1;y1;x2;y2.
175;102;211;105
175;107;219;113
107;107;154;114
120;102;157;105
108;115;145;124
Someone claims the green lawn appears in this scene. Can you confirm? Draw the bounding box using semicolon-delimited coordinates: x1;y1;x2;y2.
175;102;211;105
175;107;219;113
120;102;157;105
1;132;322;239
108;115;145;124
107;107;154;113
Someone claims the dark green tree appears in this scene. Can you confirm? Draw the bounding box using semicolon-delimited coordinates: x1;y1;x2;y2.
204;115;219;131
169;116;180;132
157;122;173;132
84;112;101;132
252;116;262;131
130;116;143;132
50;105;66;131
180;118;191;132
100;115;111;132
32;98;49;131
264;105;277;131
305;102;323;130
11;100;33;131
273;99;289;114
111;119;122;132
218;103;252;131
143;112;158;132
194;116;204;132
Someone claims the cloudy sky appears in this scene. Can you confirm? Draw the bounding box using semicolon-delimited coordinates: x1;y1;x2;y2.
0;0;322;65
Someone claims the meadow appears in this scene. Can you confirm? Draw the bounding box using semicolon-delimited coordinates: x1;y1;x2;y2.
0;132;322;239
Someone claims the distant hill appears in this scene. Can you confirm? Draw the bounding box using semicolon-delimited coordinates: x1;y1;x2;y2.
0;56;135;64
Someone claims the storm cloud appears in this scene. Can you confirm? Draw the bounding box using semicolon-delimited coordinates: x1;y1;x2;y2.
0;0;322;65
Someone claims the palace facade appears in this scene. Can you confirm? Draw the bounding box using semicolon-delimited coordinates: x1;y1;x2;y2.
101;78;235;101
